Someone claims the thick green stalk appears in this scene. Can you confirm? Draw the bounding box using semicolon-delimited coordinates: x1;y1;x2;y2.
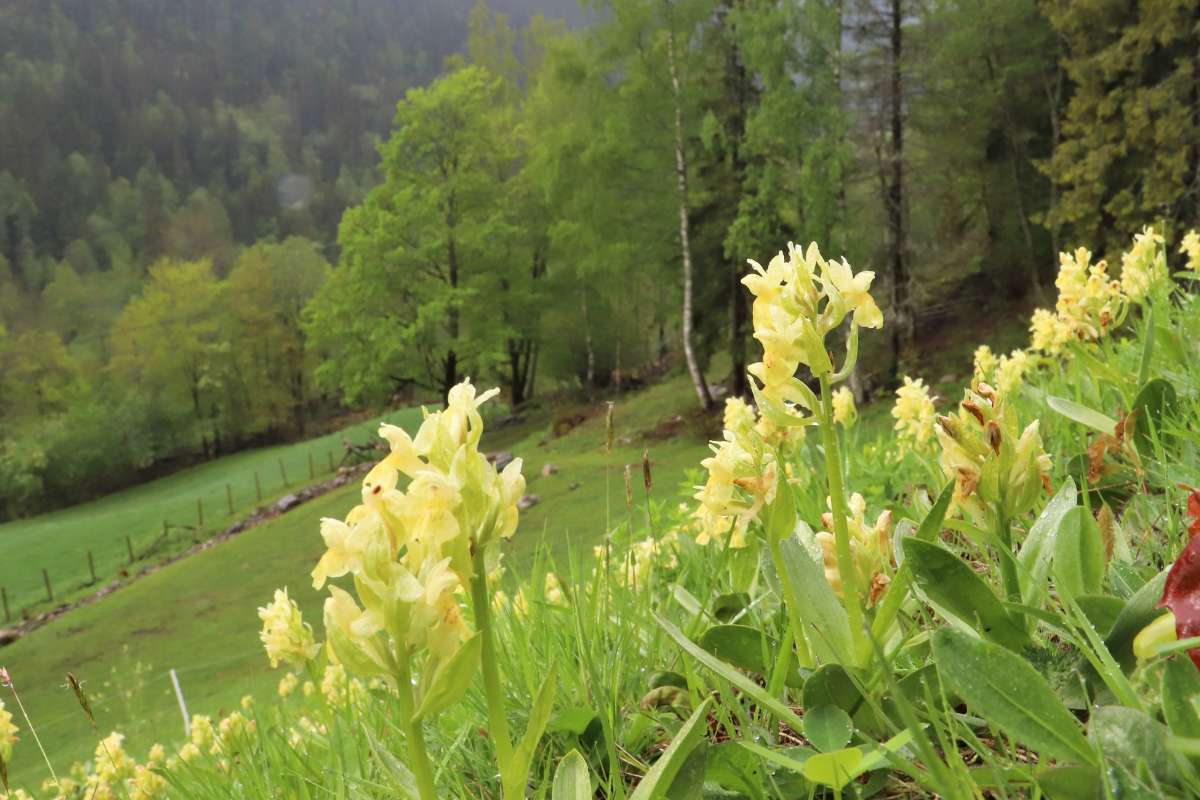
470;544;515;784
819;374;867;664
995;509;1020;603
395;653;439;800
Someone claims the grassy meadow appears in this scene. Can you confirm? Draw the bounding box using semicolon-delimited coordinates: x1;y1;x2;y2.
0;372;718;790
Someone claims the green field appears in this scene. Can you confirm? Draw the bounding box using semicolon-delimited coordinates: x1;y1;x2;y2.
0;408;421;617
0;374;713;789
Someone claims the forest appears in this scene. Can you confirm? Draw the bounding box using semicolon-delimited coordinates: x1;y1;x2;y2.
1;0;1196;519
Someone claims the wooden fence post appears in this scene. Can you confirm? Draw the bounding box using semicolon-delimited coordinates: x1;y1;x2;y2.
308;452;315;480
278;458;289;487
197;497;204;528
327;450;334;472
126;535;135;563
42;569;53;602
226;483;234;515
87;550;96;584
254;471;262;502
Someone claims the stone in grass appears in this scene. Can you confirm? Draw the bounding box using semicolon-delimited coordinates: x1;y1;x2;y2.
489;451;516;471
517;494;540;510
275;493;302;513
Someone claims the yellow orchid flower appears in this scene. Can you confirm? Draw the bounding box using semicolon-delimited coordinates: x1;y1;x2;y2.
823;257;883;329
257;588;320;668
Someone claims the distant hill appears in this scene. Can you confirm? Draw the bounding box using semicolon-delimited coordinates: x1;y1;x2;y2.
0;0;584;280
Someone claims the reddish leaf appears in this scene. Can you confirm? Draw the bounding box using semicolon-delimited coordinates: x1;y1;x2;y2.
1160;534;1200;668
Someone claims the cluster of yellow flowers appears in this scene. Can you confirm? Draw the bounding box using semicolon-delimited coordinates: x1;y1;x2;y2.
693;398;780;548
1030;246;1125;353
1181;230;1200;269
0;696;16;762
891;376;937;453
593;534;680;586
972;346;1032;397
935;382;1052;526
257;380;525;688
258;587;321;668
27;733;172;800
743;242;882;413
815;493;893;603
1029;227;1181;355
832;387;857;427
315;380;524;678
1120;226;1167;300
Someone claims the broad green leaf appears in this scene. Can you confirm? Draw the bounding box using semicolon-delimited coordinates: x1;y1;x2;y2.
362;725;418;799
1052;507;1105;598
1076;594;1124;637
1137;306;1156;387
873;482;955;641
1104;566;1170;672
548;707;600;737
1036;765;1103;800
552;750;591;800
655;614;806;732
737;740;813;775
1017;478;1078;606
854;729;916;773
704;743;766;799
778;529;854;664
804;705;853;753
1047;396;1117;435
663;745;708;800
903;539;1029;649
1131;377;1178;455
802;664;862;717
629;696;713;800
932;628;1097;766
505;663;558;799
699;624;771;675
916;481;957;542
711;592;751;622
1162;659;1200;739
801;747;863;789
765;481;796;544
413;633;481;721
1088;705;1177;788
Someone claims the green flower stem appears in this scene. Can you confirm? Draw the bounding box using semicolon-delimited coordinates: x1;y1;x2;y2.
470;543;516;789
995;508;1020;603
395;653;439;800
819;373;868;665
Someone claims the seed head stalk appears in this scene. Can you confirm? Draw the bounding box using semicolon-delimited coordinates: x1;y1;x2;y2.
0;668;59;790
818;374;868;666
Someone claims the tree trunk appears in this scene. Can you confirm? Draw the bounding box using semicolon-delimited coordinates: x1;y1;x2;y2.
666;19;713;410
986;53;1043;303
886;0;910;384
444;228;460;399
582;288;595;397
1042;39;1066;260
524;341;539;403
724;2;750;400
508;340;526;408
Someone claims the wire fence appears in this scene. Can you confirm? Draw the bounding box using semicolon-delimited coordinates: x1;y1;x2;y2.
0;407;421;620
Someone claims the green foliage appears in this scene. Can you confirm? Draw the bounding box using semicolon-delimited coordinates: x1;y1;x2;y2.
1042;0;1200;257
